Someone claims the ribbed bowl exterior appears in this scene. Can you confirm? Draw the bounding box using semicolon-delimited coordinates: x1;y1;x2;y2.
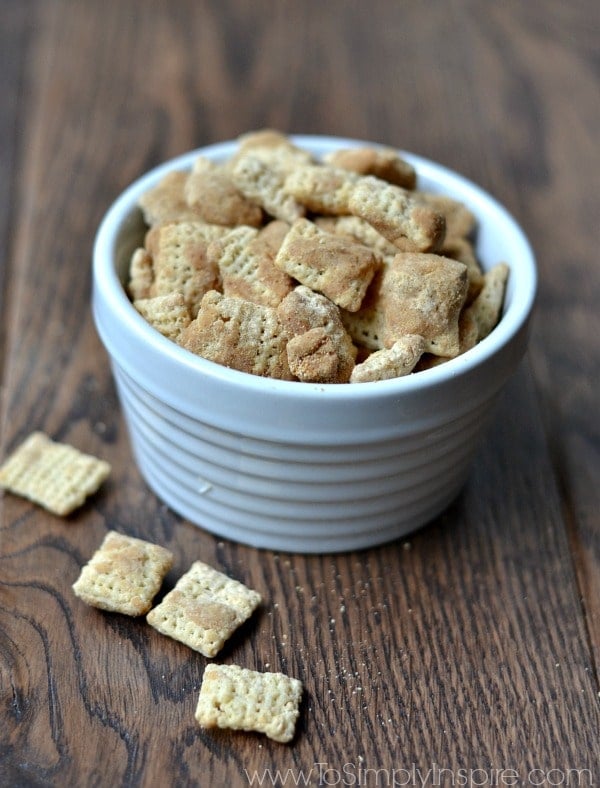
92;136;537;553
111;361;497;551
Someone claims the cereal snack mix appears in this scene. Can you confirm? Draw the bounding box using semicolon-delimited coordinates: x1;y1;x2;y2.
129;130;510;383
195;663;303;743
72;531;174;616
0;432;111;516
146;560;262;658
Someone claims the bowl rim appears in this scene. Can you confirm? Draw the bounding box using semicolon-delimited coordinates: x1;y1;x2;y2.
93;134;537;402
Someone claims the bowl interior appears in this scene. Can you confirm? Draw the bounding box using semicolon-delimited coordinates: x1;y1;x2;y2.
95;135;537;401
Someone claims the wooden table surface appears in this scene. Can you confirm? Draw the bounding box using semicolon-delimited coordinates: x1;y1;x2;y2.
1;1;598;786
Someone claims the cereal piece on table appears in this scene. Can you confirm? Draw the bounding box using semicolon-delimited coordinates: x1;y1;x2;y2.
0;432;110;516
138;171;204;227
149;221;228;317
184;164;263;227
413;191;477;240
274;218;380;312
230;154;305;223
350;334;426;383
208;222;294;307
72;531;173;616
133;292;191;340
277;285;356;383
464;262;510;341
344;253;468;357
178;290;294;380
324;146;417;190
195;663;303;743
147;561;261;657
347;176;446;253
127;247;154;300
442;236;484;305
284;164;359;215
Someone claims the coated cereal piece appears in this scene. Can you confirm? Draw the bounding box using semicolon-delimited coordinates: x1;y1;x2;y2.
456;308;480;352
234;129;315;171
133;292;191;341
230;154;305;223
343;253;468;357
138;171;204;227
324;146;417;190
195;663;303;743
238;128;292;150
274;218;380;312
149;221;228;317
463;262;509;341
208;222;294;307
413;191;477;240
277;285;356;383
442;236;484;305
178;290;294;380
283;164;359;215
72;531;173;616
277;284;353;339
147;561;261;657
184;164;263;227
285;329;340;382
350;334;426;383
190;155;215;175
0;432;110;516
414;310;480;371
383;253;468;356
323;216;399;264
340;288;386;351
127;247;154;300
348;176;446;253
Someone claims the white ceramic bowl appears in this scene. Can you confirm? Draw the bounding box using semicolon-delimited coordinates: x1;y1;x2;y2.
92;135;536;553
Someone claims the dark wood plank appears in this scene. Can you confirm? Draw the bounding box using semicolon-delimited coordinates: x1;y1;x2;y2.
1;1;599;785
458;1;600;674
0;0;37;376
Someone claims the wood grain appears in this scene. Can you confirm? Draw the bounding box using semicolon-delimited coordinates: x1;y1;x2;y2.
1;1;598;785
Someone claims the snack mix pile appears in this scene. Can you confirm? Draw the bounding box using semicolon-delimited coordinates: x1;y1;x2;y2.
129;130;508;384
